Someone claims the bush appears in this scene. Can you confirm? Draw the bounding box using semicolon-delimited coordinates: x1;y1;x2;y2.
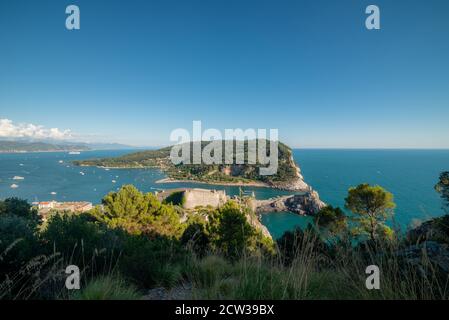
72;276;140;300
210;201;256;260
277;226;328;265
187;255;231;288
119;236;187;288
0;215;41;274
41;213;122;272
163;191;186;206
181;222;210;257
91;185;184;237
0;198;41;228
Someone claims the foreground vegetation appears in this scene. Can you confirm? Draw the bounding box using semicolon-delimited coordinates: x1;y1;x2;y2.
1;172;449;300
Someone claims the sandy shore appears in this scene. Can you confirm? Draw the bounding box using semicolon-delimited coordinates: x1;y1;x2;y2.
155;177;270;188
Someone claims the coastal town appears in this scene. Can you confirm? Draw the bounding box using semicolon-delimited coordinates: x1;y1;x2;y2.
33;200;93;220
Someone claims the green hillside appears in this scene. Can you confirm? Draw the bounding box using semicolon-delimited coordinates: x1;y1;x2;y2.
74;140;298;186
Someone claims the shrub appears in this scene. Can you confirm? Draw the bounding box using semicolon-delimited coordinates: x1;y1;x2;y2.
181;222;210;257
72;276;140;300
277;226;328;265
0;198;41;228
41;213;122;272
163;191;186;206
91;185;183;237
209;201;256;260
119;236;187;288
0;215;41;275
187;255;231;288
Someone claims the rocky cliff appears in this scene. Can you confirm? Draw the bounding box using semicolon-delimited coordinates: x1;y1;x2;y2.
255;190;326;215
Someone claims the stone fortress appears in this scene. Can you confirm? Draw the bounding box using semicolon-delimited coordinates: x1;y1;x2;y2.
157;187;324;215
182;188;228;209
156;188;228;209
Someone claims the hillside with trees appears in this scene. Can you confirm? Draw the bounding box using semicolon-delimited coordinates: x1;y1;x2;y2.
74;140;300;188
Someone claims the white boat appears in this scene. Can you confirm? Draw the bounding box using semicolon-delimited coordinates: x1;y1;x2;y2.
12;176;25;180
112;180;117;183
105;168;110;171
10;184;19;189
79;172;85;176
19;163;24;166
59;160;64;163
50;192;57;195
69;151;81;155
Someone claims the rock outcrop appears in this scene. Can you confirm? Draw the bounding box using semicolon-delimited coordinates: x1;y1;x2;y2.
255;190;326;216
399;216;449;275
396;241;449;274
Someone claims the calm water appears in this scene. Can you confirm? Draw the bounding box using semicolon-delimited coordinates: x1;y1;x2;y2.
1;149;448;238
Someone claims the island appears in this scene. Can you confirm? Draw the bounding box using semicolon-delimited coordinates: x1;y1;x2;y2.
74;140;313;192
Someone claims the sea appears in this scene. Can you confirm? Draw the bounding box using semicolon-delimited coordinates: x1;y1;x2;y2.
1;149;448;239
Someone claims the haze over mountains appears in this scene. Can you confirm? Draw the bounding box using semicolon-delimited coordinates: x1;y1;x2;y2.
0;138;144;153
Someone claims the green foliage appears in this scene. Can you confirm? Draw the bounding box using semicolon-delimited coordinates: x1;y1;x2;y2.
277;226;328;265
187;255;231;288
345;183;396;242
41;213;122;270
314;205;348;237
0;215;41;275
435;171;449;211
163;191;186;206
119;236;186;288
181;222;211;257
0;197;41;227
1;182;449;300
209;201;256;260
71;276;140;300
73;147;171;168
91;185;183;237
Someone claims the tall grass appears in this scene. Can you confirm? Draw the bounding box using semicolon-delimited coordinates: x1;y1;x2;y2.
2;229;449;300
71;276;140;300
186;230;449;300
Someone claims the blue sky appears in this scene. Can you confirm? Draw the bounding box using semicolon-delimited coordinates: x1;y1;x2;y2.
0;0;448;147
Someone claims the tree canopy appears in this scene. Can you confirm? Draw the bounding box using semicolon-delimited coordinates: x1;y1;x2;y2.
91;185;183;237
435;171;449;211
345;183;395;242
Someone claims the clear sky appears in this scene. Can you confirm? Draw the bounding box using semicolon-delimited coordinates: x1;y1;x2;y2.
1;0;448;148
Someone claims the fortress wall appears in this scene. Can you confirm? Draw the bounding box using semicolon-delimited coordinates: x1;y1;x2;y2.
183;189;227;209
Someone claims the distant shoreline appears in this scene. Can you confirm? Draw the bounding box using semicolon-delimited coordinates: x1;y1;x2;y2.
0;150;88;154
155;177;270;188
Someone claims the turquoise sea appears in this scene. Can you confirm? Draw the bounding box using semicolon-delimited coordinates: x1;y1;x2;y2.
0;149;448;238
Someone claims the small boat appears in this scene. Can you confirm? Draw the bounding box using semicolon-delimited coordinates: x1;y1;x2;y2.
105;168;110;171
112;180;117;183
69;151;81;155
19;163;24;166
79;172;85;176
50;192;57;195
59;160;64;163
13;176;25;180
10;184;19;189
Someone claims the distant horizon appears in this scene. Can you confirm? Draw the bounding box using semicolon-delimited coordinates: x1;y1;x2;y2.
2;137;449;151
